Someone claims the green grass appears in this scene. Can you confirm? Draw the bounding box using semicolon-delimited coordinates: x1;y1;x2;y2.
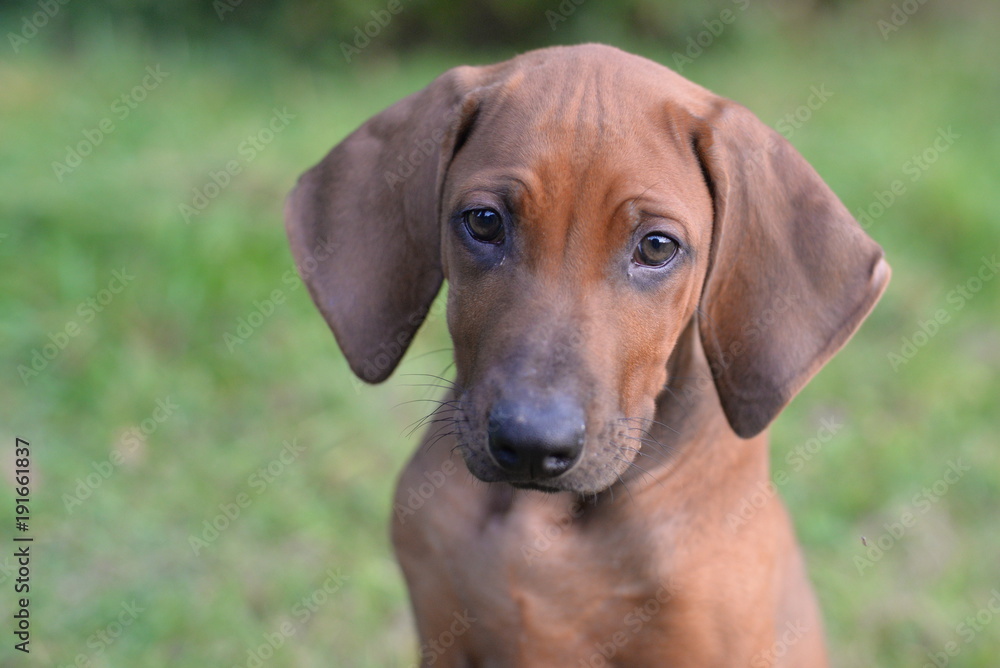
2;10;999;667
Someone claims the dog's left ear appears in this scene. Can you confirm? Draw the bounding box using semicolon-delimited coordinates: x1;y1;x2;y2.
693;101;890;439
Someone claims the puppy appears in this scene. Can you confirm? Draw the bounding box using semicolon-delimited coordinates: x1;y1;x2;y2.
286;44;888;666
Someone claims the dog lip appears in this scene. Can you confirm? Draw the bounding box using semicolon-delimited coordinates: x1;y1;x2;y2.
509;481;563;493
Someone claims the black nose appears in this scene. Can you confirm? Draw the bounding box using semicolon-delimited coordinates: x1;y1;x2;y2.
487;397;585;480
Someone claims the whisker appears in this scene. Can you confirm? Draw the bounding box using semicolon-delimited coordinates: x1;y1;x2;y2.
618;415;679;435
398;400;460;434
620;441;671;464
622;430;678;455
396;383;459;393
393;397;461;410
422;428;460;453
616;456;665;489
399;372;462;390
612;467;636;506
405;347;455;362
405;412;459;438
623;425;676;449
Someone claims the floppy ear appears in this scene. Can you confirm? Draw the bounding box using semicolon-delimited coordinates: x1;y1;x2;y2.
285;67;482;383
693;101;890;438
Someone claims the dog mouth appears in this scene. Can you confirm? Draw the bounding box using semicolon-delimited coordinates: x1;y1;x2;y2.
453;416;640;494
509;481;563;493
443;386;657;493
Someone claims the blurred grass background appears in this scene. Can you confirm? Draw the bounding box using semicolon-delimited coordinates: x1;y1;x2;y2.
1;0;998;666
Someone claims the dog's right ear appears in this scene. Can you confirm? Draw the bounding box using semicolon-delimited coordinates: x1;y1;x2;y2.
285;66;486;383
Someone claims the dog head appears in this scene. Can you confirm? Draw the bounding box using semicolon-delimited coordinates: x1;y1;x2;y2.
286;45;889;493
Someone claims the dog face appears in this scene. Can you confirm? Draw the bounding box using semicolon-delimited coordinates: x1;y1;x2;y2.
438;78;714;491
285;45;888;494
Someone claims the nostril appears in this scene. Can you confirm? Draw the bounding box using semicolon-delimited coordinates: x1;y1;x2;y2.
494;445;520;469
540;452;575;476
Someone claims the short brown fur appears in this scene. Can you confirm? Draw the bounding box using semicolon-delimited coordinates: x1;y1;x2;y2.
286;45;889;666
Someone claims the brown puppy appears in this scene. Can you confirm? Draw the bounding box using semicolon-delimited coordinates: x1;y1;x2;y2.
286;44;889;667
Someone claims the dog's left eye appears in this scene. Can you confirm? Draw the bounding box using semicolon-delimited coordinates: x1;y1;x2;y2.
463;208;505;244
634;233;678;267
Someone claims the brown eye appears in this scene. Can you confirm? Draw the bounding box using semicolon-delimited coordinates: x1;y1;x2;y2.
634;233;678;267
463;208;504;243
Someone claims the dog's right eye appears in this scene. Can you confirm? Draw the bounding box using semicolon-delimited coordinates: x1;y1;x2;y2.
463;208;505;244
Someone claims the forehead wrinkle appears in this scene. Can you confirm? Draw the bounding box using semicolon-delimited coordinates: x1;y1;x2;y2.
496;64;621;168
451;65;711;275
569;68;610;174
